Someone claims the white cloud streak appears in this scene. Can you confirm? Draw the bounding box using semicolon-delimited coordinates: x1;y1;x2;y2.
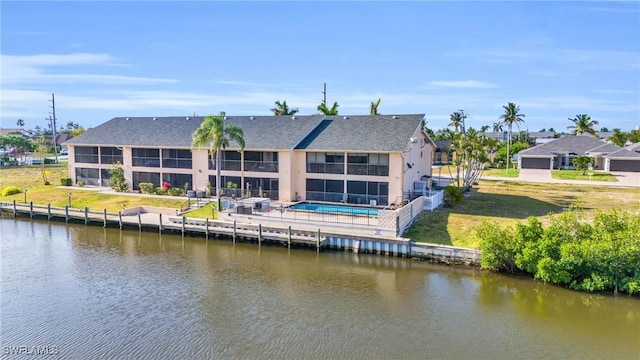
428;80;497;89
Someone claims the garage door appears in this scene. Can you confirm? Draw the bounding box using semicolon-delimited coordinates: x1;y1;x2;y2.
521;157;550;169
609;160;640;172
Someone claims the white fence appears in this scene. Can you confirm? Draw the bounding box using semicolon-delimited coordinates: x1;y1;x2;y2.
423;190;444;211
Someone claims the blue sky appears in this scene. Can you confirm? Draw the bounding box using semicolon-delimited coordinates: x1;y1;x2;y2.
1;1;639;132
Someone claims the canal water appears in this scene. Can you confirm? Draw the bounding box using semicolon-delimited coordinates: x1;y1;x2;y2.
1;218;639;359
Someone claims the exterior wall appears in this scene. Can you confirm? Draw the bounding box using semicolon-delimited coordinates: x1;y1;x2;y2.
277;151;294;202
192;149;210;190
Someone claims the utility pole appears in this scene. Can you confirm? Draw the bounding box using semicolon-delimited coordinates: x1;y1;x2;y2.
458;109;467;135
49;93;59;164
322;83;327;105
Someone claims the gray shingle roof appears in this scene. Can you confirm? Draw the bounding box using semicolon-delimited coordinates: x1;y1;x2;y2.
586;143;622;154
64;115;324;150
605;148;640;159
518;136;609;157
295;114;425;152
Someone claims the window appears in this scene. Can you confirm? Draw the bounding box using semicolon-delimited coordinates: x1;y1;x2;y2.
100;169;112;187
306;178;344;202
347;153;389;176
75;168;100;185
133;171;160;190
162;173;192;189
306;152;344;174
208;175;242;197
244;151;278;172
132;148;160;167
162;149;192;169
245;177;279;199
221;151;241;171
346;181;388;205
100;147;123;165
74;147;98;164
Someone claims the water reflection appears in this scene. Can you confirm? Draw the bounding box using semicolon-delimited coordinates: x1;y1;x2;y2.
1;218;639;359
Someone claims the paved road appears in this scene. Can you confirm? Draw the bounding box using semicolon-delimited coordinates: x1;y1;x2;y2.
482;169;639;188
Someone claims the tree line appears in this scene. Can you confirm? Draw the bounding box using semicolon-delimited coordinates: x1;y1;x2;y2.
478;207;640;296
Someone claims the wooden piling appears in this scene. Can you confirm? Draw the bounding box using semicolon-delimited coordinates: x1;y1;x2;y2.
182;216;185;236
159;214;163;234
118;211;122;229
316;229;320;253
84;207;88;225
205;218;209;240
233;220;237;243
103;209;107;227
65;205;69;223
138;212;142;232
258;224;262;246
13;200;16;217
47;203;51;221
288;225;291;249
30;202;34;219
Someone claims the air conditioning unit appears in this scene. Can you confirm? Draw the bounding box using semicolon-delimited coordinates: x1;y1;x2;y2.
369;200;377;206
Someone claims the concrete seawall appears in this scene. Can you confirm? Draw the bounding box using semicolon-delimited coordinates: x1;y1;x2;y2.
1;201;482;266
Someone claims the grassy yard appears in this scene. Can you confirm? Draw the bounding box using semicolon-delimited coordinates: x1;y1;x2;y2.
183;204;219;219
482;168;520;178
406;180;640;248
0;163;184;212
551;169;617;182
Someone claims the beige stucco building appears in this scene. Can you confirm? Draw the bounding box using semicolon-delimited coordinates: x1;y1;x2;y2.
64;114;435;206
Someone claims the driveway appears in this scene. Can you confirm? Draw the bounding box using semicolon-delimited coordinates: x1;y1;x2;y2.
482;169;639;188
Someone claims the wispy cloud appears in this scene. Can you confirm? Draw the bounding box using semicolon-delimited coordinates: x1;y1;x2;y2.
586;6;640;14
480;48;640;71
428;80;497;89
1;53;177;85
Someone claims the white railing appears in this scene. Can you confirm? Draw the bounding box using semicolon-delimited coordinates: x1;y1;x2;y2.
423;190;444;211
397;196;424;236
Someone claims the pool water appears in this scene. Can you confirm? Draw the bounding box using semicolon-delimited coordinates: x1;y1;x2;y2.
289;202;379;216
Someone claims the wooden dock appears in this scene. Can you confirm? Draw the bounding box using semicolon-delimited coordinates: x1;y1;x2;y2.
0;200;479;263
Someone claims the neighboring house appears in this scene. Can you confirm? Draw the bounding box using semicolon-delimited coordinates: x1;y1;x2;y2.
0;128;27;137
63;114;435;206
433;140;453;164
604;143;640;172
517;135;627;170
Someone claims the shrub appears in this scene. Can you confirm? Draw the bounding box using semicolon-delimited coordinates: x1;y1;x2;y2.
77;181;86;187
154;187;166;195
162;181;171;191
1;186;22;196
168;187;183;196
139;182;155;194
444;185;464;207
110;161;129;192
44;158;55;164
60;178;72;186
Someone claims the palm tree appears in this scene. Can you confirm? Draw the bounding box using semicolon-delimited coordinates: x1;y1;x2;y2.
609;129;628;147
567;114;598;136
317;101;339;115
369;98;381;115
448;111;463;133
492;122;504;140
191;112;245;210
498;102;526;173
16;119;24;130
270;100;298;116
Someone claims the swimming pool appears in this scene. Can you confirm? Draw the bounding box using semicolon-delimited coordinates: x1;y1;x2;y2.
289;202;379;216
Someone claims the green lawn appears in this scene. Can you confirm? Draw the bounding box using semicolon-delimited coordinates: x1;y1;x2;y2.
183;204;219;219
406;180;640;248
551;170;617;182
482;168;520;178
